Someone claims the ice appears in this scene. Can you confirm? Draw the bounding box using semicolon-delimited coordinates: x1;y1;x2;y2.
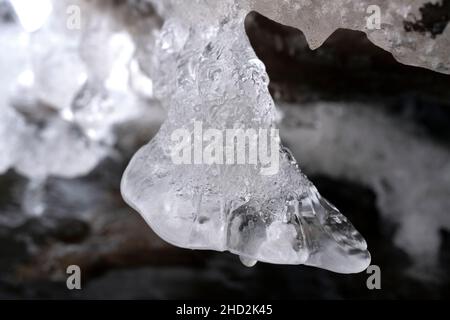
121;0;371;273
0;14;29;173
1;0;449;273
279;102;450;275
0;0;160;178
249;0;450;74
10;0;52;32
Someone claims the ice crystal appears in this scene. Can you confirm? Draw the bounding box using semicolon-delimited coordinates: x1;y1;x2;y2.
121;0;377;273
2;0;449;273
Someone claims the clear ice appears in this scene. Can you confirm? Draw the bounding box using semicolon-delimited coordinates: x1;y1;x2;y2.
2;0;450;273
121;0;450;272
121;0;379;273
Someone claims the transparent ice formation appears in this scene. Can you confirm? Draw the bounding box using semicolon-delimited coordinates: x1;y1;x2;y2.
1;0;449;272
121;0;450;272
121;0;376;273
279;102;450;276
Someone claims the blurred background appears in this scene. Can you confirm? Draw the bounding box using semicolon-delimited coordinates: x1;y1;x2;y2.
0;0;449;299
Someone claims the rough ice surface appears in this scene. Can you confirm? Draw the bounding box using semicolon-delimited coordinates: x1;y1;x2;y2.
2;0;446;177
0;0;160;178
121;0;375;273
1;0;449;273
249;0;450;74
121;0;450;272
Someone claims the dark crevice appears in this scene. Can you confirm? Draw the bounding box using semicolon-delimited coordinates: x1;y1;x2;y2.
404;0;450;38
439;229;450;279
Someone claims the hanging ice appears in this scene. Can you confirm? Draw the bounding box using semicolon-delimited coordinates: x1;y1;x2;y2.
121;0;376;273
2;0;448;272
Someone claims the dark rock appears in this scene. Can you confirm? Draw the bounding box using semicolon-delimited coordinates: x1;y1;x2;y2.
404;0;450;38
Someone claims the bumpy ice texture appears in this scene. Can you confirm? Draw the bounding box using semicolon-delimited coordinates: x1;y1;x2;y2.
249;0;450;74
121;0;373;273
0;0;160;178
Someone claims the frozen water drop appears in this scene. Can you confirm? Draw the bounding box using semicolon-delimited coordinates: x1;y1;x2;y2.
239;256;258;267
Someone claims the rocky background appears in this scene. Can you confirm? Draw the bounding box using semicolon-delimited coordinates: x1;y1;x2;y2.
0;1;449;299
